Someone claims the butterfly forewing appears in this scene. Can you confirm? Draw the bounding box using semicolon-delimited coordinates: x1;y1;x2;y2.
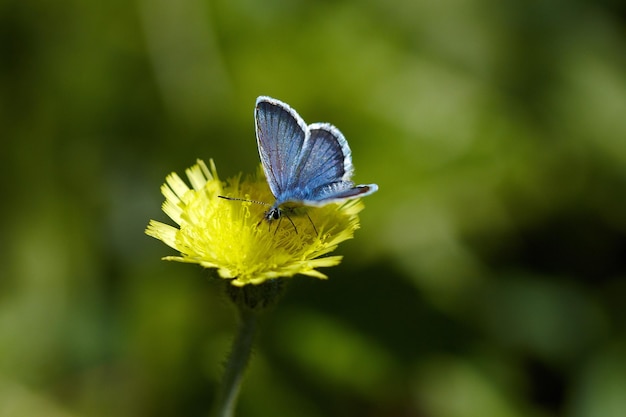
255;97;308;198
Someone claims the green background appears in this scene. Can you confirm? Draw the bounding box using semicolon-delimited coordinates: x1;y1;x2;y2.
2;0;626;416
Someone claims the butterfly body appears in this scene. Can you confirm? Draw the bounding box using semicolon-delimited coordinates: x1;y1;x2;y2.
255;96;378;222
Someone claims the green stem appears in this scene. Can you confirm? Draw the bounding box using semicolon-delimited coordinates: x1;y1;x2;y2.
213;308;258;417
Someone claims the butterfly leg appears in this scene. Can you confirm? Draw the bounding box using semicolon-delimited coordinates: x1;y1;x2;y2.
272;216;283;235
274;213;298;234
306;213;318;235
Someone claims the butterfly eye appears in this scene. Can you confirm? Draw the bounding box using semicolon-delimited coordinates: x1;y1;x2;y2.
271;209;281;220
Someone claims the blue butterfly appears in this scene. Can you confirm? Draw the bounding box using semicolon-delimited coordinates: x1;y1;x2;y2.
255;96;378;222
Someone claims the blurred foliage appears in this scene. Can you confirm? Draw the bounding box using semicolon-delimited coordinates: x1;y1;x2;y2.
1;0;626;416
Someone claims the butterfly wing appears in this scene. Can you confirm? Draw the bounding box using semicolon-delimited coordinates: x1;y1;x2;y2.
292;123;352;187
288;122;378;206
255;96;308;199
302;182;379;206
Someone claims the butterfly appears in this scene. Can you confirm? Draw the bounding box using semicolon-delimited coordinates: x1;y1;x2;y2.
254;96;378;223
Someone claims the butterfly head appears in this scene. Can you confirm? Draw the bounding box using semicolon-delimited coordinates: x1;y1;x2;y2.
264;207;282;222
261;204;305;235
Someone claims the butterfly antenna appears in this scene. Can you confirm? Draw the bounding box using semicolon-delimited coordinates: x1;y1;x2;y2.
218;195;270;206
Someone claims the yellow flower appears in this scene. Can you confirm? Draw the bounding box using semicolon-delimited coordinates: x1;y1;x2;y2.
145;159;364;287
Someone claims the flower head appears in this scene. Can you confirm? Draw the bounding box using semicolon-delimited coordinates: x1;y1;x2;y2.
145;159;364;286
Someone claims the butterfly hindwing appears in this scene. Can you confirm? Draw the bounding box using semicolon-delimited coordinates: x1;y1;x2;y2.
302;183;378;206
